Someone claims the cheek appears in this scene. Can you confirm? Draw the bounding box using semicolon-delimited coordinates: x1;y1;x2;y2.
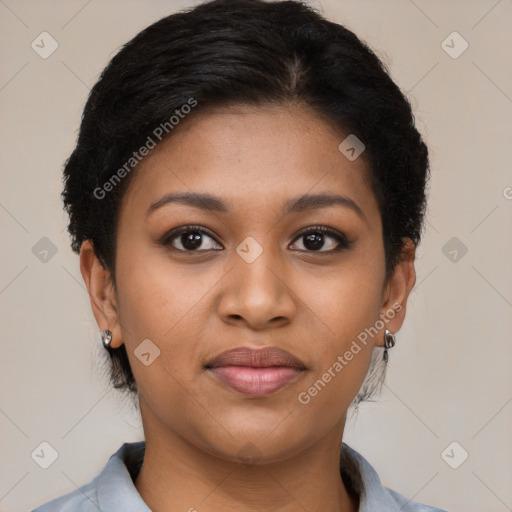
115;245;205;338
303;256;384;349
296;254;384;406
113;249;223;388
295;286;379;421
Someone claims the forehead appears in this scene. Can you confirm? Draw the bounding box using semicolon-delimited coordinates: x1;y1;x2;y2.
120;104;379;222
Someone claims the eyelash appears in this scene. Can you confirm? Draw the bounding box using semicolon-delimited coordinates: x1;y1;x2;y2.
293;226;352;252
159;225;352;253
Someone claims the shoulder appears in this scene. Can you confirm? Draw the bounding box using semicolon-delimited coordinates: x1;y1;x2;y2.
341;443;449;512
31;479;99;512
31;441;147;512
384;487;449;512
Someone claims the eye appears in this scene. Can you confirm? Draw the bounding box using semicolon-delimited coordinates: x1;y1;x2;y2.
289;226;351;253
160;226;223;252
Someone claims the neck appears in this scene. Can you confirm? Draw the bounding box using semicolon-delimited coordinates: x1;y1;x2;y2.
134;407;359;512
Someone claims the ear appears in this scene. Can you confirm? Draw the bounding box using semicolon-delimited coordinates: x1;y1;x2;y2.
377;237;417;346
79;240;123;349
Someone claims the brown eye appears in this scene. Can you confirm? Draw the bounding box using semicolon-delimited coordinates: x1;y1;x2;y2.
290;226;351;253
161;226;223;252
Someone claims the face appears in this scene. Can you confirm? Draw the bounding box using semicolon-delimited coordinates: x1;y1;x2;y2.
84;104;413;463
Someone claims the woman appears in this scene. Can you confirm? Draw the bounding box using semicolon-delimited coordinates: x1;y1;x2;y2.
33;0;448;510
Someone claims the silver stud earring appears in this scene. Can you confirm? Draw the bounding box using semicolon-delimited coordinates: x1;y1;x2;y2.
101;330;113;353
383;329;396;362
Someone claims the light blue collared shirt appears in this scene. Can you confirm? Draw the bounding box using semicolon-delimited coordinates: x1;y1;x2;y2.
32;441;448;511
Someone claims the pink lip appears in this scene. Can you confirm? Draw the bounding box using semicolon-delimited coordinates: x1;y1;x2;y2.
205;346;306;398
208;366;304;397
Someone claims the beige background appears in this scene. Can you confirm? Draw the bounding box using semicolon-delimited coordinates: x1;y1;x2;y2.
1;1;511;511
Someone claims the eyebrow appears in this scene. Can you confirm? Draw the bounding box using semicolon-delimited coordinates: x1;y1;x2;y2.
146;191;366;222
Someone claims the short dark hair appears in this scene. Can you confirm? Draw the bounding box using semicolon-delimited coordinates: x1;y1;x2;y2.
62;0;430;396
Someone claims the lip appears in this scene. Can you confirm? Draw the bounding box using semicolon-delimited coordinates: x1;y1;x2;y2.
205;346;306;398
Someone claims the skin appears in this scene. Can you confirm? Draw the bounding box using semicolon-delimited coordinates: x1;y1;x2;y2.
80;103;416;512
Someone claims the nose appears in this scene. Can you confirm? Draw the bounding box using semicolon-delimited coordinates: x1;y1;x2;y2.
217;247;297;330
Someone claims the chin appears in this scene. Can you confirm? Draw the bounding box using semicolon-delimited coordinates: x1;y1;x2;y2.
193;423;318;466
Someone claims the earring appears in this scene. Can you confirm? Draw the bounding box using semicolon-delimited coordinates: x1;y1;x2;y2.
101;330;113;353
383;329;396;362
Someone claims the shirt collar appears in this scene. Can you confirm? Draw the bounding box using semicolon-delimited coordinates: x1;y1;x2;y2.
96;441;149;511
342;443;403;511
95;441;401;511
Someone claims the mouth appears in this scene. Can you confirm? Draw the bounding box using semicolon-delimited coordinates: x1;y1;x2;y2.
205;346;306;398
